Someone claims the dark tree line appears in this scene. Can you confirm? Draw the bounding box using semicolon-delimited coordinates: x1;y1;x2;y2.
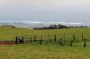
33;24;88;30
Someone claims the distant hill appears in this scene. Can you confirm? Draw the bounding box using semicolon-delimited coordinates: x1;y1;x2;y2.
0;22;32;29
0;22;48;28
0;21;89;29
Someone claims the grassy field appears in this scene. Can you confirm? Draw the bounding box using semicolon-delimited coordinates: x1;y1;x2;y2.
0;27;90;59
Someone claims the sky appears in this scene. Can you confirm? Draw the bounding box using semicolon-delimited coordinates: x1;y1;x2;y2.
0;0;90;25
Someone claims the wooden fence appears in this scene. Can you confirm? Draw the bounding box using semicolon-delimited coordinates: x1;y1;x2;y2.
0;32;87;48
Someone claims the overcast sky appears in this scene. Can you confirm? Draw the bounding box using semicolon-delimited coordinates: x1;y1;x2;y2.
0;0;90;25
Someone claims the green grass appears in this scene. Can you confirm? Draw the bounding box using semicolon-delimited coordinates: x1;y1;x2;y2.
0;27;90;41
0;27;90;59
0;44;90;59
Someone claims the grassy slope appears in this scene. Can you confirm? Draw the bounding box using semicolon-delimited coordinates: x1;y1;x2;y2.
0;27;90;40
0;44;90;59
0;27;90;59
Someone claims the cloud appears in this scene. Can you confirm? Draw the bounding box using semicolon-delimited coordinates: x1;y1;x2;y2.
0;0;90;7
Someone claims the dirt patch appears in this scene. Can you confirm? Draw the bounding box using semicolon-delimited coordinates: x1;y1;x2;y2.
0;41;16;45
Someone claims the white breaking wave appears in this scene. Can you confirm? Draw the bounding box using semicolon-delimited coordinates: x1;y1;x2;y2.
0;20;89;28
0;21;83;25
68;23;82;25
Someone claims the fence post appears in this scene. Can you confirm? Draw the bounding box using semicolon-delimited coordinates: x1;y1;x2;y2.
30;37;32;44
34;35;37;43
15;36;18;44
16;36;21;44
83;39;87;48
54;34;57;44
59;38;63;46
70;40;73;47
22;36;24;44
48;34;51;44
40;35;43;45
